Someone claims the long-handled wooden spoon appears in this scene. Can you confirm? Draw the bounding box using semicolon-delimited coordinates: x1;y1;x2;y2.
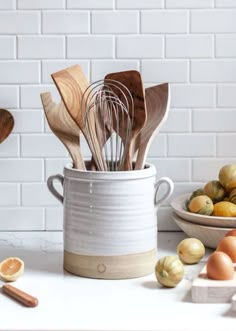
134;83;170;170
105;70;147;170
0;108;14;144
41;92;86;170
51;64;106;171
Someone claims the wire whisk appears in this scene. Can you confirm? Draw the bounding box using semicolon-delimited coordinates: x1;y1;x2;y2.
81;79;134;171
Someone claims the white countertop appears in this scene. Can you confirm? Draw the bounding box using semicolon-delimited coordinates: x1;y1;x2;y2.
0;231;235;331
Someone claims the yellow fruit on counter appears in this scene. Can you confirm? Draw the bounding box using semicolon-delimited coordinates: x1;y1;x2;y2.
0;257;24;282
155;256;184;288
188;195;214;215
177;238;205;264
219;164;236;192
213;201;236;217
203;180;225;203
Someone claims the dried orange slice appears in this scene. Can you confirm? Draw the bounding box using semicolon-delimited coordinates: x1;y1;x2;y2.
0;257;24;282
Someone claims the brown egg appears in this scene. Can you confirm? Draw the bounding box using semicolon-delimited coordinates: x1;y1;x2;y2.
217;236;236;262
225;229;236;237
206;251;234;280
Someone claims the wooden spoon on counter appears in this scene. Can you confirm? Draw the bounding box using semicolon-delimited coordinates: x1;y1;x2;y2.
0;108;14;144
134;83;170;170
105;70;147;170
41;92;86;170
51;64;107;171
2;284;38;307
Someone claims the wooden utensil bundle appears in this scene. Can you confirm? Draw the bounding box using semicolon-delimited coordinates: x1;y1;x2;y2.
41;64;170;171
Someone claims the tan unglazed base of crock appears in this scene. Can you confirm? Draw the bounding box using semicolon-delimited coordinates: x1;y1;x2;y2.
64;249;157;279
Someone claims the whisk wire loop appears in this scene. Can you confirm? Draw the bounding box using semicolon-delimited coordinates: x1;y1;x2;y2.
81;79;134;171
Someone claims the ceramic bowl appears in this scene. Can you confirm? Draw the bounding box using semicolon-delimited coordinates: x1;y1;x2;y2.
171;193;236;228
172;212;232;249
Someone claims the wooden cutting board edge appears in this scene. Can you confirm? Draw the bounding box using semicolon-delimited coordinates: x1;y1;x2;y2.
192;264;236;304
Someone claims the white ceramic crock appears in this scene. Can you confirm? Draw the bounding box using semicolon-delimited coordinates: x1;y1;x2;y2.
47;163;174;279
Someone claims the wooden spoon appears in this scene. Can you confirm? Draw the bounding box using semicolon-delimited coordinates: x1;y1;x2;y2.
2;284;38;307
0;108;14;144
104;70;147;170
41;92;86;170
134;83;170;170
51;64;106;171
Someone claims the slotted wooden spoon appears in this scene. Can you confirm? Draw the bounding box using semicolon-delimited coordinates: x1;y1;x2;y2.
0;108;14;144
51;64;106;171
105;70;147;170
134;83;170;170
41;92;86;170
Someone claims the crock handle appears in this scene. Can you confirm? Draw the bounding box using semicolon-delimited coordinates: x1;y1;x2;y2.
47;174;64;204
154;177;174;208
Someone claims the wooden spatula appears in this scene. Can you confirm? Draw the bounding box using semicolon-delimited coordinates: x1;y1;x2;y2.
41;92;86;170
134;83;170;170
51;64;106;171
105;70;147;171
0;108;14;144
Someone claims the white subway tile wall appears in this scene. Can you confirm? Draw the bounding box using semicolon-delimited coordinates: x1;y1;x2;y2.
0;0;235;231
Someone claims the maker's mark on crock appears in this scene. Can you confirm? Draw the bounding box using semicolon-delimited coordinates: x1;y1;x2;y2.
97;263;106;273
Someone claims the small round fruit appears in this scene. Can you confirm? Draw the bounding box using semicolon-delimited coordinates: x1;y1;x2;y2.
213;201;236;217
225;229;236;237
188;195;214;215
203;180;225;203
155;256;184;288
206;251;234;280
229;188;236;204
177;238;205;264
0;257;24;282
216;236;236;262
219;164;236;192
185;189;204;211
